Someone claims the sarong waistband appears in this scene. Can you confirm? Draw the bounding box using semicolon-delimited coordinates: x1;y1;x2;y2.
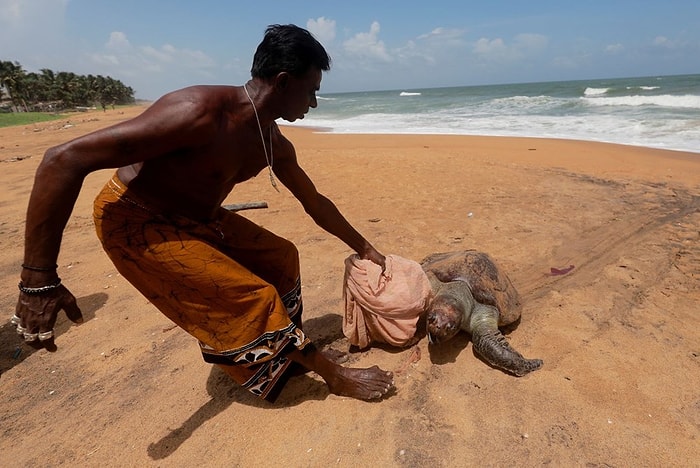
106;172;175;218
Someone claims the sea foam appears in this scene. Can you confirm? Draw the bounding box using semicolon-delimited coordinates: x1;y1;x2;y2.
583;94;700;109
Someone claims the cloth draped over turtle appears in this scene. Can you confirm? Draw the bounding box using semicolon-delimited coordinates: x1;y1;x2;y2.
342;254;432;349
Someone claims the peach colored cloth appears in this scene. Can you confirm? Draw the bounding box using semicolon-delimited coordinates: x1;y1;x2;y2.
342;254;433;349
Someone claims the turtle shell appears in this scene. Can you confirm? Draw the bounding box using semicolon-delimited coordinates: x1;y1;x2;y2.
420;250;522;326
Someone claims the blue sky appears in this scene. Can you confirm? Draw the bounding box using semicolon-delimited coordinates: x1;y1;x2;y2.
1;0;698;99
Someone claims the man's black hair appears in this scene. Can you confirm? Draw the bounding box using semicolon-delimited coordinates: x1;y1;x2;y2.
251;24;331;79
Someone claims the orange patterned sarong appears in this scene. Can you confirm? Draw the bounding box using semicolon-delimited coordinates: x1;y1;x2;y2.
93;173;310;400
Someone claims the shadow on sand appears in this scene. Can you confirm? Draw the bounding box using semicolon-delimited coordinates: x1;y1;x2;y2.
147;312;347;460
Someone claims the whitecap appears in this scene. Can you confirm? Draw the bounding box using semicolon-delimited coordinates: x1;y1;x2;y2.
625;86;661;91
584;87;610;96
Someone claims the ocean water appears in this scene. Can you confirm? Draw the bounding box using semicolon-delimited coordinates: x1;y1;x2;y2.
290;74;700;154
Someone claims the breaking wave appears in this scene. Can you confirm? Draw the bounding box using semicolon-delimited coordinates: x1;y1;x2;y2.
582;94;700;109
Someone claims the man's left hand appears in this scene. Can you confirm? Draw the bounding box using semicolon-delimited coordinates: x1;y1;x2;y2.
362;248;386;273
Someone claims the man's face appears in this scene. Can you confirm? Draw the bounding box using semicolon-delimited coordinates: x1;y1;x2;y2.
280;67;321;122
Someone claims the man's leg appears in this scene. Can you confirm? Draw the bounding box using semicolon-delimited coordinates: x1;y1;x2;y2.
213;210;303;328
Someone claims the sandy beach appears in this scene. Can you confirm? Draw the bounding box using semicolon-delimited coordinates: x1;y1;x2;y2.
1;105;698;466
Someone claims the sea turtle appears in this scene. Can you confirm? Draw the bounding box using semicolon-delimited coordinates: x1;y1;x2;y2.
421;250;543;376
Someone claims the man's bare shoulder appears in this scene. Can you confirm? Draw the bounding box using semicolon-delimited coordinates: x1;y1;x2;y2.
148;85;236;119
128;85;239;140
161;84;236;102
272;123;297;160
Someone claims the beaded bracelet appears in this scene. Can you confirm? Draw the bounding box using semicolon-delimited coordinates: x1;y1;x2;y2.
21;263;58;272
18;278;62;295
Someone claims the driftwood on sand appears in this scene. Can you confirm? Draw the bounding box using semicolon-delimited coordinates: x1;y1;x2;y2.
222;201;268;212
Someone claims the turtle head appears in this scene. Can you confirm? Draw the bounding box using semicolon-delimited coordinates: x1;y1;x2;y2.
426;295;464;344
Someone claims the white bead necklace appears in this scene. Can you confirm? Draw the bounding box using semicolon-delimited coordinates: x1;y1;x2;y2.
243;83;279;192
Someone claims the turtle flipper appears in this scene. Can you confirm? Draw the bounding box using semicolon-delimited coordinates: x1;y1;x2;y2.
469;304;543;376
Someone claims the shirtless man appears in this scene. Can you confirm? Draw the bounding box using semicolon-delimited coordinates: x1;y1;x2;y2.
14;24;394;401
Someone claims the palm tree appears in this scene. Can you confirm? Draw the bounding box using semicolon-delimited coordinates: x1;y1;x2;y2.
0;60;27;111
55;71;80;108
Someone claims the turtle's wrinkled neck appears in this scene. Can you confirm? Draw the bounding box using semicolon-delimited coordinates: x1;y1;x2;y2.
430;279;475;332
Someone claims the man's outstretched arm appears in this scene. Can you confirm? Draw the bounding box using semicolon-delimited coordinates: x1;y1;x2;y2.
273;139;385;268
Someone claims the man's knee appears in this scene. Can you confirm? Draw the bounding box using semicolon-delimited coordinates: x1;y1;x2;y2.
280;237;298;256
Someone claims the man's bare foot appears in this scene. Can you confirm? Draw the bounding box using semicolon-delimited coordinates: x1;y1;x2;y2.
288;346;393;401
326;365;394;401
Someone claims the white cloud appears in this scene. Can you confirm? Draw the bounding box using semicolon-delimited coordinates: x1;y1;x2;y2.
653;36;676;48
514;33;548;51
418;27;463;41
417;27;443;40
605;43;624;54
140;45;173;63
416;27;466;47
393;39;434;64
472;33;548;64
343;21;392;63
307;17;336;45
474;37;508;57
106;31;131;51
392;27;467;66
653;36;698;50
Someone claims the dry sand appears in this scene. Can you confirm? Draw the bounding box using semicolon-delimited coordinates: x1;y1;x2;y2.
1;105;698;467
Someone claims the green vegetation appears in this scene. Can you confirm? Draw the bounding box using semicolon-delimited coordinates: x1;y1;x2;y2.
0;60;135;113
0;111;67;128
